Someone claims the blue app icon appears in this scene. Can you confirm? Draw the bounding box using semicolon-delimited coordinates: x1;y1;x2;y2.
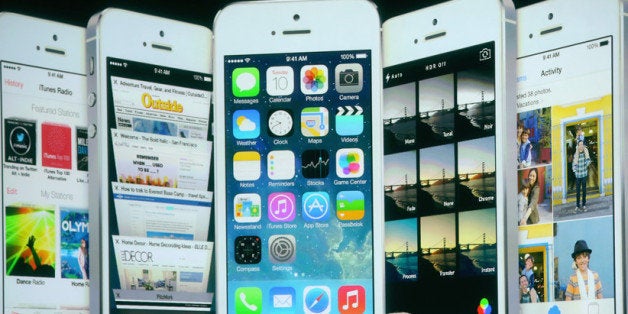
302;192;330;222
303;286;331;314
335;105;363;136
233;109;260;139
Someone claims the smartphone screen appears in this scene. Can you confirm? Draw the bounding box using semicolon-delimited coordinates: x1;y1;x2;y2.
222;50;375;313
383;42;498;313
517;37;616;312
2;61;88;311
105;58;214;311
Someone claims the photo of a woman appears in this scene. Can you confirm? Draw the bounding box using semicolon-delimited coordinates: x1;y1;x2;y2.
78;238;89;279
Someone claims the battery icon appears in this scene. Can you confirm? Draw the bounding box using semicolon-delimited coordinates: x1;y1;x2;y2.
356;53;368;59
600;40;609;47
204;76;212;82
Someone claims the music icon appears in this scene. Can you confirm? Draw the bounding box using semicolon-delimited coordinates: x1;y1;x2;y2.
268;192;296;222
338;285;365;314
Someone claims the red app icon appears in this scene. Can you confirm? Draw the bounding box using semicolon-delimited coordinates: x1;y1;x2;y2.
41;122;72;169
338;285;365;314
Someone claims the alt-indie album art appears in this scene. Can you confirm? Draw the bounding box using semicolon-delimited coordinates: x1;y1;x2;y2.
41;122;72;169
60;209;89;279
4;118;37;166
5;205;56;278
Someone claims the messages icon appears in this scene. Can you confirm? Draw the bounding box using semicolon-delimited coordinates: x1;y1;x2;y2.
233;67;260;97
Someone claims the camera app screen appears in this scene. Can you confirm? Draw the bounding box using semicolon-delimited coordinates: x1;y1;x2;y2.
517;37;616;313
383;42;498;313
2;61;89;312
105;58;214;311
223;50;375;314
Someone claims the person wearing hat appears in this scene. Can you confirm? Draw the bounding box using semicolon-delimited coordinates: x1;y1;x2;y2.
521;253;535;291
565;240;603;300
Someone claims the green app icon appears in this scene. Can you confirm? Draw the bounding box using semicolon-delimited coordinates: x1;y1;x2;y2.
232;67;260;97
235;287;262;313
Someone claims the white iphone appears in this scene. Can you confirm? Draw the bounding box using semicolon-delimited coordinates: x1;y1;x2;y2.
516;0;624;313
0;13;88;312
382;0;516;312
86;9;214;312
213;0;383;313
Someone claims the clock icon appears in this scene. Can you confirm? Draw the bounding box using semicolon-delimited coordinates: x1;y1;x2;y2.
268;109;293;137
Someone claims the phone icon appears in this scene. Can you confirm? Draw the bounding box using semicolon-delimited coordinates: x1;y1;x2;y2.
232;67;260;97
235;287;262;313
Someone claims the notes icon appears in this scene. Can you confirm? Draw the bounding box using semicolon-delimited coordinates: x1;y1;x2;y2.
338;285;365;314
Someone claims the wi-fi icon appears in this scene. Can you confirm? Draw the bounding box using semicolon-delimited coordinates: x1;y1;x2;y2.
244;58;251;63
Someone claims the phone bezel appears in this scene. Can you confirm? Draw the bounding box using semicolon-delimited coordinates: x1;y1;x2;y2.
381;0;514;312
517;0;624;312
86;8;212;312
212;1;384;313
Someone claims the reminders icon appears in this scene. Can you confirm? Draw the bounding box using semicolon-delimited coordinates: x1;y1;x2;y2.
270;287;295;309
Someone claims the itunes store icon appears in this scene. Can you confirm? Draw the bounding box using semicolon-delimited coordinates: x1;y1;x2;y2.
268;192;295;222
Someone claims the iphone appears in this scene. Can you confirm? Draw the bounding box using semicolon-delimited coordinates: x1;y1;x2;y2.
213;1;384;313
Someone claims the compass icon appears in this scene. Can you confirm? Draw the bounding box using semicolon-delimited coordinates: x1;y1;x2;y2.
301;192;330;222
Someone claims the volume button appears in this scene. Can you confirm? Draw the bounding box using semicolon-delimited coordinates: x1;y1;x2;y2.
88;92;97;107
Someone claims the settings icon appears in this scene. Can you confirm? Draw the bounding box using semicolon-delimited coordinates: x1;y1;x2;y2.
269;234;296;263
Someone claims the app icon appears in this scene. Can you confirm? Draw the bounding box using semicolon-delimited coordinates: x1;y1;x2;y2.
338;285;365;314
235;236;261;264
336;148;364;178
267;66;294;96
335;105;364;136
301;149;330;178
235;287;262;313
336;191;365;220
268;192;296;222
303;286;331;314
302;192;330;222
233;151;261;181
300;65;328;95
234;193;261;223
270;287;295;309
268;150;295;180
268;109;294;137
232;67;260;97
268;234;296;263
301;107;329;137
335;63;363;93
233;109;260;139
477;298;492;314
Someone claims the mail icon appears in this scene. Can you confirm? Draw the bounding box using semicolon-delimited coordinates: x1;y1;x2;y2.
270;286;295;308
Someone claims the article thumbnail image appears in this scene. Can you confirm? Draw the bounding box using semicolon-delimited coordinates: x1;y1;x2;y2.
517;108;552;168
417;74;455;146
456;136;496;209
455;68;495;140
384;150;417;219
383;82;416;154
419;144;455;211
385;218;418;282
133;117;178;137
550;96;613;216
60;209;89;279
457;208;496;277
553;216;614;301
122;268;178;291
420;213;456;277
5;205;56;278
518;166;552;225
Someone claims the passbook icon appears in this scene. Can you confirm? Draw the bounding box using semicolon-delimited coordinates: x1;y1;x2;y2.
270;287;295;309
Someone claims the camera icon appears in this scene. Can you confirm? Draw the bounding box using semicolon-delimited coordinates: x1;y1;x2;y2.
479;48;492;61
339;69;359;86
335;63;363;93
